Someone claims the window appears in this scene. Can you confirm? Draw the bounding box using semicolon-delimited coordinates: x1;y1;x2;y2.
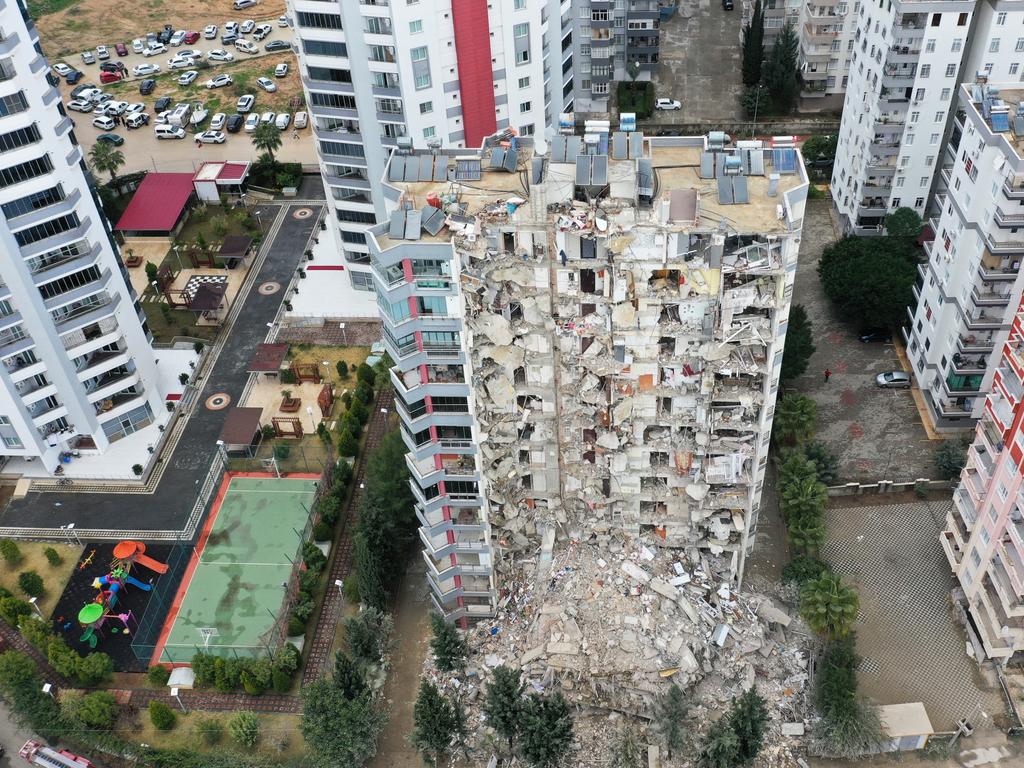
940;88;951;101
925;38;936;53
519;101;531;113
0;91;28;118
15;212;80;248
952;38;962;52
935;111;944;122
931;13;941;26
2;184;64;219
985;63;993;74
910;111;919;123
930;133;939;145
301;39;346;57
957;12;968;25
906;133;915;145
0;155;52;189
307;67;352;84
518;76;530;89
920;64;930;77
350;271;375;292
997;12;1007;25
414;73;431;89
336;209;376;224
409;20;422;34
514;0;526;8
419;101;432;114
896;176;905;187
318;141;365;158
2;435;21;449
945;63;956;77
915;197;924;207
1017;39;1024;53
990;39;1001;53
514;23;529;37
295;11;342;30
310;92;356;109
376;98;402;114
423;126;436;138
920;176;928;186
0;124;40;154
914;88;925;100
520;123;535;136
1012;63;1020;76
592;82;608;95
410;46;428;62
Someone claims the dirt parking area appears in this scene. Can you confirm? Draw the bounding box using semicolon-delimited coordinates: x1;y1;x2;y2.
34;0;286;59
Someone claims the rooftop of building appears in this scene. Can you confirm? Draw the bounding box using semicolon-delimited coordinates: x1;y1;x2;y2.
372;131;808;250
961;81;1024;160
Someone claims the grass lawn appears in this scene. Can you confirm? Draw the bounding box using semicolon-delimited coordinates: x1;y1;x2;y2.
165;205;263;269
27;0;79;18
142;302;219;344
122;711;305;759
0;541;84;618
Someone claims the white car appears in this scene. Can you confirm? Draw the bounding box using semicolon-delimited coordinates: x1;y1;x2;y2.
177;70;199;86
259;111;275;125
168;57;196;70
654;98;681;111
52;63;73;76
256;77;276;93
190;104;209;125
244;113;259;132
293;111;307;129
67;99;93;113
224;21;239;35
205;74;233;89
233;0;256;9
155;110;171;124
81;51;95;64
207;49;234;62
170;30;187;46
240;19;255;33
143;43;166;57
234;39;258;54
209;112;226;130
103;100;129;115
95;45;109;60
203;25;218;39
197;130;226;144
78;87;101;102
132;63;160;76
236;94;255;113
155;125;186;139
253;23;272;40
274;112;290;130
132;38;145;53
278;15;289;27
125;102;146;115
274;63;288;77
92;115;116;130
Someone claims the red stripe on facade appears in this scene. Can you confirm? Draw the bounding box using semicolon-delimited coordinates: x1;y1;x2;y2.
452;0;497;148
306;265;345;271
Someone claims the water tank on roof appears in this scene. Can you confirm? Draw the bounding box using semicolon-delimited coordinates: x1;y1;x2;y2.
708;131;728;150
724;156;743;175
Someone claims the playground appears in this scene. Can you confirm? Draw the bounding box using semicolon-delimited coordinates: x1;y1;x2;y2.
152;474;319;664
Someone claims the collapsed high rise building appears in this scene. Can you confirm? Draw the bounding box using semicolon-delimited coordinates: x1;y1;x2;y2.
369;131;809;622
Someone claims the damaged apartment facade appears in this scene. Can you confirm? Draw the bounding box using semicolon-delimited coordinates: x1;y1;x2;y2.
369;131;809;622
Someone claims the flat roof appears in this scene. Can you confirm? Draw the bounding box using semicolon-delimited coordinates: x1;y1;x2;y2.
878;703;935;738
219;234;253;260
218;406;263;446
194;161;250;183
115;173;195;232
247;342;288;372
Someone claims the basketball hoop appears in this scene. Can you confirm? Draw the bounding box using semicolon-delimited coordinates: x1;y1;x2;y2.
199;627;219;648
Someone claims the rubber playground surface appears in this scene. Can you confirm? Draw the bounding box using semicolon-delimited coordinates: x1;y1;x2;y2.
155;475;318;662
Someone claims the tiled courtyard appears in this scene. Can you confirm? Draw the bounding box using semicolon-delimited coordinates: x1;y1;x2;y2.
822;498;1005;730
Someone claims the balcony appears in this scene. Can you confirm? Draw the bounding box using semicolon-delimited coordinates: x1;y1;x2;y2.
993;546;1024;616
53;294;119;335
951;352;987;377
997;365;1024;404
941;529;963;569
972;444;997;483
422;550;491;583
971;587;1015;658
1003;178;1024;200
952;489;976;535
94;388;144;419
972;284;1011;307
964;309;1006;332
958;334;995;355
419;529;489;560
994;207;1024;229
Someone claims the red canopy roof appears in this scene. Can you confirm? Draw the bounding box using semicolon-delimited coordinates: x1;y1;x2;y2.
115;173;195;232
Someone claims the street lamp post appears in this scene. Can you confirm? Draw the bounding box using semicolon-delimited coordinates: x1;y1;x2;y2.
338;322;347;345
170;687;187;713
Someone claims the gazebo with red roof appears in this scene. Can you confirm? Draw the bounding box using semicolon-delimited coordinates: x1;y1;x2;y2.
115;173;196;237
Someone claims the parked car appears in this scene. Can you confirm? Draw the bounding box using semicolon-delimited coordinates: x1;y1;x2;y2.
155;124;186;139
190;103;209;125
170;30;187;46
225;113;244;133
145;32;157;46
66;71;84;85
236;93;255;113
183;31;200;44
124;102;146;115
103;100;129;115
81;50;96;64
233;0;257;9
75;85;100;100
278;15;289;27
209;112;226;130
92;93;112;105
67;99;93;113
240;19;255;33
203;24;218;39
208;48;234;62
132;63;160;76
96;132;124;146
177;70;199;86
234;39;258;54
875;371;912;389
293;111;307;129
168;57;196;70
95;45;109;60
139;78;156;95
264;39;290;52
655;98;681;110
115;42;128;56
722;0;734;8
205;74;233;89
259;111;275;125
274;62;288;77
92;115;116;130
244;113;259;132
181;48;204;60
131;38;145;53
221;32;239;46
52;63;73;76
125;112;150;129
143;43;166;57
253;23;272;40
154;95;172;112
100;62;125;74
274;112;290;130
224;21;239;35
197;130;226;144
157;25;174;44
154;110;171;124
858;328;893;343
99;70;123;84
256;76;276;93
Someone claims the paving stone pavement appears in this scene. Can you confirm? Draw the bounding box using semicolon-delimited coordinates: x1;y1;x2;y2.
822;499;1005;730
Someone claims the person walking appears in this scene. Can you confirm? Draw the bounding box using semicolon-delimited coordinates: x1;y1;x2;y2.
823;368;832;383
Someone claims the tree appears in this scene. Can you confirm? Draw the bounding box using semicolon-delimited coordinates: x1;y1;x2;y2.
626;60;641;83
804;441;839;485
885;206;923;240
301;679;385;768
740;84;773;120
483;665;524;752
781;304;815;381
778;451;817;488
762;22;800;112
345;607;391;668
337;429;359;458
0;650;37;693
18;570;43;598
336;360;349;379
772;393;818;447
696;718;740;768
813;635;884;757
729;687;770;764
410;679;460;767
149;700;177;731
818;235;918;329
789;515;826;557
0;538;22;565
935;439;967;480
355;380;374;404
741;0;765;86
802;134;838;166
0;596;32;627
228;710;261;747
519;692;573;768
89;140;125;183
333;652;367;701
653;683;687;759
610;725;643;768
196;717;224;745
429;613;468;672
801;571;859;639
780;475;827;526
147;665;171;687
76;651;114;686
64;690;118;729
252;122;283;165
43;547;62;567
782;554;830;585
348;395;369;425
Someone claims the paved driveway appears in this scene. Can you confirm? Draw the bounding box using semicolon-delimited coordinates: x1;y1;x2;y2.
823;498;1005;731
789;201;936;483
649;1;744;124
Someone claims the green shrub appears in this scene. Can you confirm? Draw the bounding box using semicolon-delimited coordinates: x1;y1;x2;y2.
341;391;352;408
349;397;368;425
18;616;51;650
303;542;327;572
343;573;360;603
261;424;277;440
18;571;44;598
241;669;264;695
149;700;177;731
287;616;306;637
782;555;830;586
274;444;291;461
0;597;32;627
147;665;171;687
271;668;291;694
43;548;62;567
342;410;363;439
318;495;341;526
0;539;22;566
934;440;967;480
76;652;114;686
191;652;217;687
279;369;296;385
196;717;224;745
228;710;261;747
336;360;349;379
356;362;376;387
313;521;333;542
354;381;373;404
334;459;354;489
0;586;10;599
337;429;358;458
132;463;144;476
273;643;301;677
292;593;315;622
69;690;119;729
299;568;321;594
616;81;655;118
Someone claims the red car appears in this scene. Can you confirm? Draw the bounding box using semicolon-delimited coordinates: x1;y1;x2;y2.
99;70;123;83
114;42;128;56
183;31;200;44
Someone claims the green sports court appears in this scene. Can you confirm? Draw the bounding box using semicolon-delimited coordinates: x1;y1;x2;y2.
155;474;319;662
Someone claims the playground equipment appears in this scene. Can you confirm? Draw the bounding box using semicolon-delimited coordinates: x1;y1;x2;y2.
112;540;169;574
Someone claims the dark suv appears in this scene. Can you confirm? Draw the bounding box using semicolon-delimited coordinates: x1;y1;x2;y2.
139;78;156;95
225;113;244;133
154;95;172;112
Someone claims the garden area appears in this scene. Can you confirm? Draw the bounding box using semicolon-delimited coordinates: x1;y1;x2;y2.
123;710;305;762
616;81;655;119
0;540;81;618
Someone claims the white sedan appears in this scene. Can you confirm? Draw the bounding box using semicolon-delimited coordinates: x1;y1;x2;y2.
205;74;233;89
207;49;234;62
92;115;115;130
53;63;73;76
274;62;288;77
132;63;160;76
196;130;226;144
203;24;218;39
131;38;145;53
209;112;226;130
124;102;146;115
168;57;196;70
177;70;199;86
259;111;275;125
67;99;93;113
654;98;682;111
143;43;166;57
274;112;290;130
256;77;276;93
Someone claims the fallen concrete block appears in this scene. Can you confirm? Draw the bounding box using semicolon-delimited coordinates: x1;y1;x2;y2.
521;645;546;664
546;642;579;655
755;599;792;627
622;562;651;584
782;723;805;737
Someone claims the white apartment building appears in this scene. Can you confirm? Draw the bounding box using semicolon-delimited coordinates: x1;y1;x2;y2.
906;80;1024;428
831;0;976;234
0;0;164;471
798;0;859;103
369;130;808;621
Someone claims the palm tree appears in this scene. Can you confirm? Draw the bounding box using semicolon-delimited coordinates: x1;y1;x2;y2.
88;141;125;184
800;571;859;639
252;122;283;166
780;475;827;525
772;393;818;446
787;512;826;554
778;450;818;488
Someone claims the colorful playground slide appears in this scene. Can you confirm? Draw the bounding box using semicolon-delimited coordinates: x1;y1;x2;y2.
112;540;169;574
